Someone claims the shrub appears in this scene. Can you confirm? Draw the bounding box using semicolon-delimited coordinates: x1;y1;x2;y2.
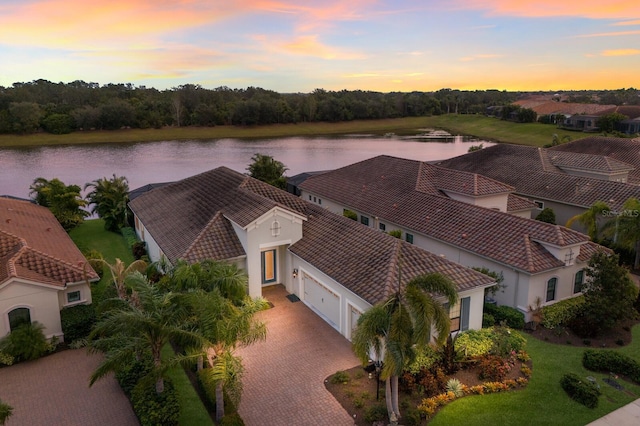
0;322;51;362
482;313;495;328
490;326;526;357
116;357;153;397
478;355;512;382
0;351;14;366
560;373;600;409
131;379;180;426
407;345;440;374
387;229;402;238
330;370;350;385
219;413;245;426
363;404;387;423
582;350;640;384
342;209;358;221
0;399;13;425
541;296;584;329
121;227;138;247
82;249;105;279
61;304;96;343
455;329;494;358
132;241;147;260
484;304;525;329
446;378;465;397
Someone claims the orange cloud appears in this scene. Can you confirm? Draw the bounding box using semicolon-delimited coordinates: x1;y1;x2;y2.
457;1;640;19
575;29;640;37
601;48;640;56
612;19;640;25
459;54;503;62
275;35;365;59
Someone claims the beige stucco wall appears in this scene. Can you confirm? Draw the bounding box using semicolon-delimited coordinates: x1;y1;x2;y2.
442;191;509;212
56;281;93;310
0;279;64;339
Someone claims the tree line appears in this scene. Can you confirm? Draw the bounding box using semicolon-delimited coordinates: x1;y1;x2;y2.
0;80;523;134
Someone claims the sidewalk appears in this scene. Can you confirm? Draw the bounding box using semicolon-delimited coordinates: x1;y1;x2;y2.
587;398;640;426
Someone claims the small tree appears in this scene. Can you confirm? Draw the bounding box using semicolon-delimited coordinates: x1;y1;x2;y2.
0;399;13;426
246;153;288;189
29;177;89;231
535;208;556;224
576;252;639;336
597;112;628;133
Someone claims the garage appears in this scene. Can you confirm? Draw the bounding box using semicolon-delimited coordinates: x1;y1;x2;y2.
302;272;340;330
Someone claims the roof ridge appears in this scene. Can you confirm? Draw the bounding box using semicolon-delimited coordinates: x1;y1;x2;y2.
538;147;549;172
555;225;566;246
522;234;535;273
182;211;225;259
473;173;479;196
384;239;403;298
17;246;89;275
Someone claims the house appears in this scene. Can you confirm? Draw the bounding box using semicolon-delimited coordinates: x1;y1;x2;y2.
438;142;640;227
128;167;495;341
298;155;607;320
0;197;99;340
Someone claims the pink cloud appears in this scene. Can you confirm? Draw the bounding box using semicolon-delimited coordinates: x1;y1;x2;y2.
456;1;640;19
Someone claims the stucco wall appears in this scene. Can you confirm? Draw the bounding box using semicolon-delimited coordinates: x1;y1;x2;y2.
1;280;63;339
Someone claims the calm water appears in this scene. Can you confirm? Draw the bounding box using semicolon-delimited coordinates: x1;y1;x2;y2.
0;135;490;198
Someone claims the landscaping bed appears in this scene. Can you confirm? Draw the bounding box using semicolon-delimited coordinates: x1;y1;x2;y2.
527;318;638;348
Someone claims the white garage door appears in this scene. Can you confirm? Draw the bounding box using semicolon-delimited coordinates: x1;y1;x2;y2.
303;272;340;330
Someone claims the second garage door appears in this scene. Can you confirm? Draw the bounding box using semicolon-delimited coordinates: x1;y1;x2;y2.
302;272;340;330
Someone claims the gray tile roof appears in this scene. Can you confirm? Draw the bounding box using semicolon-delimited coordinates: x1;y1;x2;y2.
546;151;633;173
301;155;599;274
130;167;494;304
438;144;640;211
417;162;514;196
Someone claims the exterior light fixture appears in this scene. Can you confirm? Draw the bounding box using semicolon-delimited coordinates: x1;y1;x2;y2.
293;268;298;278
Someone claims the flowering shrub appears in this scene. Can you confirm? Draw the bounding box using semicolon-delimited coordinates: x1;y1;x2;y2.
478;355;512;382
516;350;531;363
520;365;532;378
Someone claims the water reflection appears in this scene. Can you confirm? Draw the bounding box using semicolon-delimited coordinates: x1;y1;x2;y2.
0;135;490;198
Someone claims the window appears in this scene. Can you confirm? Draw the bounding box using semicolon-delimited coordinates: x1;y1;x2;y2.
534;200;544;210
573;270;584;294
308;195;312;201
313;196;317;202
360;215;369;226
8;307;31;331
318;199;322;205
446;299;461;332
67;290;81;303
444;297;470;332
546;277;557;302
379;223;386;231
405;233;414;244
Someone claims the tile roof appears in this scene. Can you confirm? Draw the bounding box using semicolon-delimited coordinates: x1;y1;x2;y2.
546;151;633;173
301;155;599;274
416;163;514;196
507;194;538;212
549;136;640;184
438;144;640;211
290;205;494;305
0;198;98;287
513;100;616;116
130;167;494;304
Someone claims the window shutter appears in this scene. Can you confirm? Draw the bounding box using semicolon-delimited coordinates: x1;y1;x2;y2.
460;297;470;331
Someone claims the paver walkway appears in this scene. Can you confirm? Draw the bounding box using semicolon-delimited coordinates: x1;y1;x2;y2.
237;285;360;426
588;398;640;426
0;348;138;426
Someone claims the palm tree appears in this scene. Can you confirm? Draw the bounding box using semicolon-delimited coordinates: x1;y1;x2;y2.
166;259;246;304
88;272;204;394
29;177;89;231
566;201;610;240
84;174;130;232
612;197;640;269
0;399;13;425
91;257;147;300
189;291;268;421
352;273;457;423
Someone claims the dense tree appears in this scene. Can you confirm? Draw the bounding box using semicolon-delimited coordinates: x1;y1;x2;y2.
246;153;288;189
352;273;457;423
611;197;640;269
29;177;88;231
596;112;628;133
573;252;639;337
84;174;130;231
9;101;43;133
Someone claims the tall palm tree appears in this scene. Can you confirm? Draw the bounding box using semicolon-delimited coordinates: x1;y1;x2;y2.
189;291;268;421
84;174;130;232
566;201;610;241
612;197;640;269
88;272;204;394
167;259;246;304
352;273;457;423
91;257;147;300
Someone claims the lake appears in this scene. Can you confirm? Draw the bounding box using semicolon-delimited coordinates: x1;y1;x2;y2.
0;134;490;198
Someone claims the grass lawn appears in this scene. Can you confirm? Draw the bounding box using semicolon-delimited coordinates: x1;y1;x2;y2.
0;115;592;148
70;220;214;425
430;325;640;426
162;345;215;426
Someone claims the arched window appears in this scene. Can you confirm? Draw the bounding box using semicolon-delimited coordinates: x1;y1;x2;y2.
546;278;557;302
8;307;31;331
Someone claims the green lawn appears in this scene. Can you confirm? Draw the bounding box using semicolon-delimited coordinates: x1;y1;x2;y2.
430;325;640;426
0;115;592;148
70;220;214;425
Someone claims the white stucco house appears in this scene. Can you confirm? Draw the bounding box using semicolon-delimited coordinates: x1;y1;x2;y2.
0;197;98;340
298;155;608;320
128;167;495;341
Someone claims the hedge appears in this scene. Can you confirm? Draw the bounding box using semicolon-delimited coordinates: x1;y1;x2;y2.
582;350;640;384
560;373;600;409
540;296;584;329
483;304;525;329
131;379;180;426
60;304;96;343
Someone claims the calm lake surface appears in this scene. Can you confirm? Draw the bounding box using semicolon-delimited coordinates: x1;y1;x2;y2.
0;135;491;198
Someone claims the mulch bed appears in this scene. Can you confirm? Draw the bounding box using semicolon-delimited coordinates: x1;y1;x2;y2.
525;318;639;348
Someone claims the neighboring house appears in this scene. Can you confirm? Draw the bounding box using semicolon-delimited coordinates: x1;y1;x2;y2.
299;156;607;320
438;142;640;227
562;114;601;132
128;167;495;341
0;198;99;340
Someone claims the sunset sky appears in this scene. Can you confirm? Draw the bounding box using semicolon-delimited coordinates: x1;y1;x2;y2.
0;0;639;92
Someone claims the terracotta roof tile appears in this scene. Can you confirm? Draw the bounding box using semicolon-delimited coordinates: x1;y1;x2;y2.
546;151;633;173
507;194;537;212
0;198;98;287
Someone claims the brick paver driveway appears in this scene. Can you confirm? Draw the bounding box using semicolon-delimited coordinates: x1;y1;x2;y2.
0;349;138;426
238;285;360;426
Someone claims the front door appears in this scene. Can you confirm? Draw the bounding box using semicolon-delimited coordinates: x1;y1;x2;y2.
261;249;277;285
